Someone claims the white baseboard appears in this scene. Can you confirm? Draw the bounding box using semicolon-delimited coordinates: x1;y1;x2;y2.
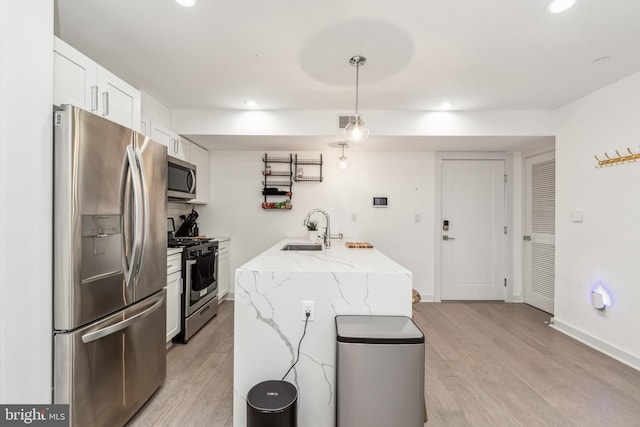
551;319;640;372
418;293;435;302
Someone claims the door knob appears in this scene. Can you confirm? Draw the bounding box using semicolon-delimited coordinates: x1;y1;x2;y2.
442;235;456;241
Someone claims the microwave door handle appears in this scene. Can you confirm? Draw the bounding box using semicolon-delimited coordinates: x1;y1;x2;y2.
188;169;196;194
81;294;164;343
134;148;149;274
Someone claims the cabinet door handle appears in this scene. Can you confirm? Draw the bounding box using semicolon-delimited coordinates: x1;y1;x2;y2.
102;92;109;116
90;86;98;112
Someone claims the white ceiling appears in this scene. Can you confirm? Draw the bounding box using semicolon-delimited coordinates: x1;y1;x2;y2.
54;0;640;151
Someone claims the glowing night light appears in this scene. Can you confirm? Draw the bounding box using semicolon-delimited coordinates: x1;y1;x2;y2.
591;281;612;309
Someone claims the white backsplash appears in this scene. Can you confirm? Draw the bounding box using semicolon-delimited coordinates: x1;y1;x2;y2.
168;202;198;234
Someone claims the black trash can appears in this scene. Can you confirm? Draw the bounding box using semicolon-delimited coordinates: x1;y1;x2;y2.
247;380;297;427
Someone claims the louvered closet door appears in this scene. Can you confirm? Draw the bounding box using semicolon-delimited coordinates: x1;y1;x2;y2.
524;152;555;314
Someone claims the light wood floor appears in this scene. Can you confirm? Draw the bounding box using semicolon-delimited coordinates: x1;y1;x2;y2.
128;301;640;426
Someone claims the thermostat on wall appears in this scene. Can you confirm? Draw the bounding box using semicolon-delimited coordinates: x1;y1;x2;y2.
372;197;388;207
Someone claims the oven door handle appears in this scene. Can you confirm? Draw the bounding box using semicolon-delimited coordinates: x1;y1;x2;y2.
185;258;196;290
184;258;196;313
81;294;164;343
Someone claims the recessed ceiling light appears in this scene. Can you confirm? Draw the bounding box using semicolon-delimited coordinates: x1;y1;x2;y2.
245;100;258;108
175;0;195;7
546;0;576;14
439;102;453;110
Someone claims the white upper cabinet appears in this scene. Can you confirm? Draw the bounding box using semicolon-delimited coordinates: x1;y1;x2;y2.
96;67;141;132
149;121;189;161
149;121;174;148
53;37;141;132
54;38;98;112
174;136;191;162
189;142;209;204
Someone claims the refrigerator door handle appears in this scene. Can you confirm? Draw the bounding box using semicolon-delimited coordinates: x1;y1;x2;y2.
121;146;143;288
134;147;149;276
81;294;164;344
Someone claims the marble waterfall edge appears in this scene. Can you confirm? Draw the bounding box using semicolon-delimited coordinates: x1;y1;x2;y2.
233;239;413;427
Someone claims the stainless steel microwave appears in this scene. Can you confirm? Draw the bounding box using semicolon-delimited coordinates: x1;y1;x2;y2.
168;156;196;200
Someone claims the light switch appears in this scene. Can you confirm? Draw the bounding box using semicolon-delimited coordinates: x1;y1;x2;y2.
571;209;583;222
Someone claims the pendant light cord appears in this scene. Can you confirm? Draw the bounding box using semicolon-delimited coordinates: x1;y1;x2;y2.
354;61;360;116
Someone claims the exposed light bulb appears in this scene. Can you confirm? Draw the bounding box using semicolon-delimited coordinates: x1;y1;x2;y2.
245;100;258;108
336;143;350;171
440;102;453;110
344;117;369;145
345;56;369;145
175;0;195;7
338;155;349;171
546;0;576;14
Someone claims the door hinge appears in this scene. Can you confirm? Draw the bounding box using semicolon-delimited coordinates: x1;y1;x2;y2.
504;226;507;235
504;174;507;183
504;278;507;287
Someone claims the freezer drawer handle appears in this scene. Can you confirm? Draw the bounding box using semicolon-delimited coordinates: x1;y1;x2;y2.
81;296;163;344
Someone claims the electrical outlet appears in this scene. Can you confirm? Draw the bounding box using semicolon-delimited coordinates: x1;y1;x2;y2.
302;300;314;321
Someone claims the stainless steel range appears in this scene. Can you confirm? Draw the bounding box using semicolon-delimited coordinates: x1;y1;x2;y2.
170;238;219;343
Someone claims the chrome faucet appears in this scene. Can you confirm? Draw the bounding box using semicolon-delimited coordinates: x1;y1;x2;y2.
303;208;331;248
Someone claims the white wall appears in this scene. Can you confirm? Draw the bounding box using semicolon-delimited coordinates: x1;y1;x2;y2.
0;1;53;403
141;90;171;128
553;71;640;369
199;150;436;299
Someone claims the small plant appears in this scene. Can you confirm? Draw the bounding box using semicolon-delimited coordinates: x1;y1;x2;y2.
306;219;319;231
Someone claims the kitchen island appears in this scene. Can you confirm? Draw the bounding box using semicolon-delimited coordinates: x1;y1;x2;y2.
233;239;413;427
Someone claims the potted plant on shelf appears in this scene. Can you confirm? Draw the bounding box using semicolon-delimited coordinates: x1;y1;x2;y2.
307;219;320;242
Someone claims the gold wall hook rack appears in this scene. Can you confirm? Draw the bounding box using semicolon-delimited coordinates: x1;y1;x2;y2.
594;146;640;168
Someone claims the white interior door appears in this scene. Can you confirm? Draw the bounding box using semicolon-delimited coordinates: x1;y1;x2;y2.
524;152;555;314
441;160;506;300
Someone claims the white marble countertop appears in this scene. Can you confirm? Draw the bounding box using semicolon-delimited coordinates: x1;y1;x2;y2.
239;238;410;274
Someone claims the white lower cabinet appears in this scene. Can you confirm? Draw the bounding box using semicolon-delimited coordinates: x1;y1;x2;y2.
217;240;230;301
166;251;183;343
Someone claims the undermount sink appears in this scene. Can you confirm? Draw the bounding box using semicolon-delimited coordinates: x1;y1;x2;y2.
281;243;323;251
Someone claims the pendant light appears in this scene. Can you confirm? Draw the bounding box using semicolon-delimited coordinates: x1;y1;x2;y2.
337;143;349;171
344;56;369;145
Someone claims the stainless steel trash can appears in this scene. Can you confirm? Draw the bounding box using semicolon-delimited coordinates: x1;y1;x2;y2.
247;380;297;427
336;315;425;427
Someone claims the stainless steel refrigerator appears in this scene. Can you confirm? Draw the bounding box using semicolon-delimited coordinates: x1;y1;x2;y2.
53;105;167;427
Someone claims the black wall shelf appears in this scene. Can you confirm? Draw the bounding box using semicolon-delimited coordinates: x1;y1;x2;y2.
261;153;292;209
294;154;323;182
